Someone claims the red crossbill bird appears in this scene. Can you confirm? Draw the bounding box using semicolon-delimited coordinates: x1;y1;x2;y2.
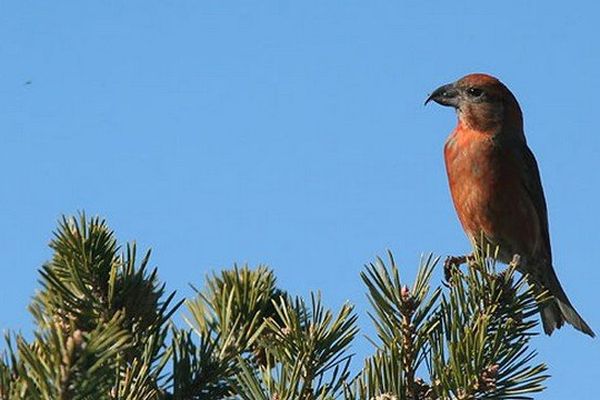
426;73;594;337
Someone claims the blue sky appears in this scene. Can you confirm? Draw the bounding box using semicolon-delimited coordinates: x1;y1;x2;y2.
1;1;598;397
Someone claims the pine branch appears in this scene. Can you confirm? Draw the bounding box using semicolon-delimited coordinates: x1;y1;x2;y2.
6;313;129;399
0;215;552;399
168;328;236;399
346;246;548;400
428;249;549;400
169;265;287;398
346;252;441;400
4;213;181;399
234;292;358;400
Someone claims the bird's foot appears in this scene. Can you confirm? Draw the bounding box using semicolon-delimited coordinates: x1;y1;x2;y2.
443;254;473;286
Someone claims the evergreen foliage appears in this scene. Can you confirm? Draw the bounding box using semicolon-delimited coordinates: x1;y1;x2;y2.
0;215;549;399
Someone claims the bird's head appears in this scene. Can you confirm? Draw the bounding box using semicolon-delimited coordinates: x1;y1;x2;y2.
425;73;523;134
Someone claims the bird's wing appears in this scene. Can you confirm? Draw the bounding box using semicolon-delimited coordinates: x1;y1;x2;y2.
515;144;553;263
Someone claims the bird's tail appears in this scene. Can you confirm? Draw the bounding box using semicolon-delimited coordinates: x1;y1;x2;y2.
536;266;595;337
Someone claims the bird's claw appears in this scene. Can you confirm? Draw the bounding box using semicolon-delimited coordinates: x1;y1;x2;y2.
443;255;470;286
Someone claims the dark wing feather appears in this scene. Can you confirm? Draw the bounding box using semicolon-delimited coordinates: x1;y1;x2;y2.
515;144;553;264
515;143;595;337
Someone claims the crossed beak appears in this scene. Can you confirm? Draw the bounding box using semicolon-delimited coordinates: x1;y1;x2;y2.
425;83;459;107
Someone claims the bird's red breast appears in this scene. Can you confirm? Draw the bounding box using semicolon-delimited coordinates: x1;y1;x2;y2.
444;121;543;262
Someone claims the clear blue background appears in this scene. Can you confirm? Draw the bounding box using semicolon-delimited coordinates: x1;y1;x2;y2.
1;1;598;397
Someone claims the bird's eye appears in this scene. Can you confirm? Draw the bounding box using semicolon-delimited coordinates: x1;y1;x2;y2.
467;87;484;97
